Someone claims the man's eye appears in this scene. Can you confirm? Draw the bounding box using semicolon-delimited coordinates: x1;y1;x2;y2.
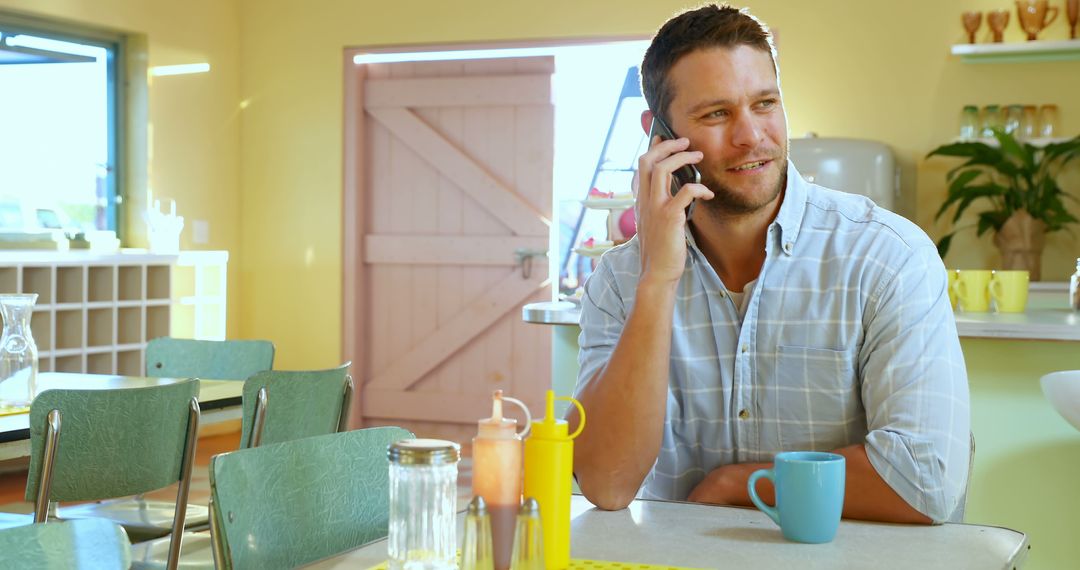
707;109;729;119
759;99;777;109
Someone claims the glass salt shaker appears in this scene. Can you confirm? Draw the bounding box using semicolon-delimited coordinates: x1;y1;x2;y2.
1070;258;1080;312
388;439;461;570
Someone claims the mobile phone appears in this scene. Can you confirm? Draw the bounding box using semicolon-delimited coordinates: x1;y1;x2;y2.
648;114;702;220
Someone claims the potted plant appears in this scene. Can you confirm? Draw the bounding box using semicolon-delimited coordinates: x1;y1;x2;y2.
927;129;1080;280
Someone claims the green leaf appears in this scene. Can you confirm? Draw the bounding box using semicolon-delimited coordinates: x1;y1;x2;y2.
927;141;996;159
950;184;1009;224
992;129;1034;171
976;211;1010;236
936;233;955;259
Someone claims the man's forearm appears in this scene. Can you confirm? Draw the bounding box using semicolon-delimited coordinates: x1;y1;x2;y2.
571;279;678;510
689;444;932;524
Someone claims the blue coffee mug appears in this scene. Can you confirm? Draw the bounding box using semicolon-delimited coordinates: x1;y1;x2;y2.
747;451;845;544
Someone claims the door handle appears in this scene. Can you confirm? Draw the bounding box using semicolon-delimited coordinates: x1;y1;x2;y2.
514;248;548;280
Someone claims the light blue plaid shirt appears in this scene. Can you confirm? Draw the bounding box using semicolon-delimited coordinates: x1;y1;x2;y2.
576;161;970;523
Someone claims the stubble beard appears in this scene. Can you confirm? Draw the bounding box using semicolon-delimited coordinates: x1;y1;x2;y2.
697;158;788;217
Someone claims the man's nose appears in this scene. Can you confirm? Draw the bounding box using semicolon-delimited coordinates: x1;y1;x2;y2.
729;110;764;148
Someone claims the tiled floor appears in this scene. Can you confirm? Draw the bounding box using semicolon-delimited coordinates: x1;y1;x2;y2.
0;430;475;521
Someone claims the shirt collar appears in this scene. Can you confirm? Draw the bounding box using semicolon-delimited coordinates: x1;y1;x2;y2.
772;159;809;255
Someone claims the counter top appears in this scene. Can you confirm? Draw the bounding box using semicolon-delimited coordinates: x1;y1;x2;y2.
524;284;1080;341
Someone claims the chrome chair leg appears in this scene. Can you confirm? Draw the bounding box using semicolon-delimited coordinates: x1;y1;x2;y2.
165;398;200;570
250;387;268;448
338;374;354;433
34;409;62;523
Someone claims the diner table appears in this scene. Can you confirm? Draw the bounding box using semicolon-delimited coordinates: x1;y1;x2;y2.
305;494;1029;569
0;372;243;461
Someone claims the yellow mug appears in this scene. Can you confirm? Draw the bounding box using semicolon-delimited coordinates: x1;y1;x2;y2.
990;270;1030;313
953;270;992;312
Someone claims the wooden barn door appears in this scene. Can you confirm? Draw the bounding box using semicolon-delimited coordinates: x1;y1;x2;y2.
344;55;554;444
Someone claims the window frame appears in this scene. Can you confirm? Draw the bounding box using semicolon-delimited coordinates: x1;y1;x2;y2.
0;10;128;237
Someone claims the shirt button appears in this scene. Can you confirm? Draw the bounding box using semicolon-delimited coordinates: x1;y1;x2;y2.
741;344;749;353
719;290;726;298
783;242;793;253
738;409;749;419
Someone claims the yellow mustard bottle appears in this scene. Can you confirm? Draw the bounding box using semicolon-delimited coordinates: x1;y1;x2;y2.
522;390;585;570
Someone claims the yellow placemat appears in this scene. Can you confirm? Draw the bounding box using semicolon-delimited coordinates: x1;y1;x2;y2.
0;405;29;417
366;560;706;570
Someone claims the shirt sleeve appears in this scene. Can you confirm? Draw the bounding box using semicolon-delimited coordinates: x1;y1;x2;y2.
858;243;971;523
574;258;629;400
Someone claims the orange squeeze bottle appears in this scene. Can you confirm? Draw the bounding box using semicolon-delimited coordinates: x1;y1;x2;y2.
472;390;531;570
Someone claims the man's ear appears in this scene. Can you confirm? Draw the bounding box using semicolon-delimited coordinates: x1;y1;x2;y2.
640;109;654;135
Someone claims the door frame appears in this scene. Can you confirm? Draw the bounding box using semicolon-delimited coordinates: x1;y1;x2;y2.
341;36;646;427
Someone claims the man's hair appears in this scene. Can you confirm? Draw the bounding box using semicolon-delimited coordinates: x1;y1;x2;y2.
641;4;776;122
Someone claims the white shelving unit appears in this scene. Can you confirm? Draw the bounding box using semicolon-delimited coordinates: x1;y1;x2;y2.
950;39;1080;63
0;250;229;375
172;250;228;341
0;252;175;375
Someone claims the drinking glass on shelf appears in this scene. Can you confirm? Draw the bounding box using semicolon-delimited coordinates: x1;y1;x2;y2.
988;10;1010;42
962;11;983;43
1004;105;1023;135
959;106;980;140
1068;0;1079;39
981;105;1002;138
1038;104;1059;139
1020;105;1038;140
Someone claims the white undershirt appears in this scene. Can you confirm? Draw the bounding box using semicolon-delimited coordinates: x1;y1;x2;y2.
726;278;758;320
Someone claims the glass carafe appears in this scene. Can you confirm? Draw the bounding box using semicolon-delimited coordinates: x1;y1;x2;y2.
0;294;38;408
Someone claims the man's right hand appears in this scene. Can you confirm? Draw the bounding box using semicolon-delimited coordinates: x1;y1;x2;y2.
636;135;713;286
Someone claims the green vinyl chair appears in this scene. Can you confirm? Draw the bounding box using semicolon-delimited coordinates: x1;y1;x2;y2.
239;363;354;449
63;337;275;540
24;380;200;570
130;363;358;567
145;337;275;380
210;427;412;569
0;518;132;570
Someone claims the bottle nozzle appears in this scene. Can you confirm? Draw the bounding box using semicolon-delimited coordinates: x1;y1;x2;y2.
543;390;555;426
491;389;504;422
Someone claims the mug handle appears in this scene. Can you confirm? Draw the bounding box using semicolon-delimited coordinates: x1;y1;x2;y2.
953;278;967;310
1046;6;1059;26
989;275;1003;305
747;468;780;526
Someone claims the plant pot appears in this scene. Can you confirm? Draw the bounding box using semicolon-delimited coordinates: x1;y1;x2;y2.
993;211;1047;281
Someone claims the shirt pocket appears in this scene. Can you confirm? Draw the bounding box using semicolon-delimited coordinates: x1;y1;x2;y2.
773;345;863;451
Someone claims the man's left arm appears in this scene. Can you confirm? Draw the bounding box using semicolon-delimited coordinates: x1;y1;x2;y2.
690;243;971;524
687;443;932;523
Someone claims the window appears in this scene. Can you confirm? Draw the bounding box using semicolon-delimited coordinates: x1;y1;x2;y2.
0;14;124;236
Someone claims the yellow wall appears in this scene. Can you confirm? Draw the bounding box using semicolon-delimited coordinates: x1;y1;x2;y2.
5;0;1076;366
237;0;1080;369
0;0;243;339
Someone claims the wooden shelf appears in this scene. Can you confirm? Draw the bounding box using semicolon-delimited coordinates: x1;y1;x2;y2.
951;39;1080;63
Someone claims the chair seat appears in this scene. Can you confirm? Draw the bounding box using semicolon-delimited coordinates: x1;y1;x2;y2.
0;512;32;531
130;531;214;570
61;499;210;542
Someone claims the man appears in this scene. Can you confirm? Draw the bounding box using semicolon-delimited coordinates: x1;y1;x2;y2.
568;4;970;524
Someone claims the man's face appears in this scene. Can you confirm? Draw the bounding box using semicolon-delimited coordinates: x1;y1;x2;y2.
665;45;788;216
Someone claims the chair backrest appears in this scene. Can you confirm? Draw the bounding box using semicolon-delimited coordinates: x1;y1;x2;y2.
26;380;200;570
26;379;200;503
238;363;353;449
0;518;131;569
210;427;413;569
146;337;275;380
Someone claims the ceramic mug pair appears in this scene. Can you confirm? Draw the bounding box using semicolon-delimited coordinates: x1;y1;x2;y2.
947;269;1029;313
747;452;846;544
